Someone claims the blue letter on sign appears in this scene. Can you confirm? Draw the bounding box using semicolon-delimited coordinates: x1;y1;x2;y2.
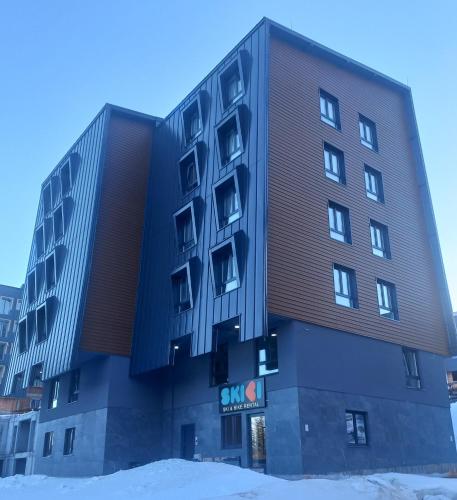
221;387;230;406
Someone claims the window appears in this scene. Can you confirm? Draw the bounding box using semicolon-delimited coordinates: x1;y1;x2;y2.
328;202;351;243
27;272;36;304
319;90;340;129
178;148;200;195
0;319;9;338
44;217;54;249
60;161;72;195
53;205;64;241
29;363;44;388
36;304;47;343
0;365;5;385
221;414;242;448
171;265;192;313
217;112;243;166
257;335;278;376
35;226;45;257
370;220;390;259
359;115;378;150
333;265;358;308
403;348;421;389
45;253;56;291
48;378;59;409
213;173;241;229
174;204;196;252
323;143;345;184
364;166;384;202
18;319;28;353
16;299;22;311
211;342;228;386
346;411;367;445
0;342;7;361
0;297;13;314
43;431;54;457
12;372;24;394
63;427;76;455
220;58;244;109
376;279;398;320
210;241;240;296
42;183;52;214
182;99;202;144
68;369;80;403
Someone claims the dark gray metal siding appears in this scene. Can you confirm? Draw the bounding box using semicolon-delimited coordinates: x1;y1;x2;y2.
4;109;108;393
132;23;268;373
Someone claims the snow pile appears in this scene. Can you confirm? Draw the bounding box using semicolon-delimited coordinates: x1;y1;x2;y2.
1;459;457;499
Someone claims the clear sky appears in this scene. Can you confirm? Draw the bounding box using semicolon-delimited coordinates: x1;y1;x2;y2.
1;0;456;309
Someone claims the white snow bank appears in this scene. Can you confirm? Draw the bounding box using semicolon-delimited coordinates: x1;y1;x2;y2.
1;459;457;499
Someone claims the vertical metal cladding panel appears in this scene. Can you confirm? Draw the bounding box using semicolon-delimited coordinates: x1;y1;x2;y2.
267;34;449;355
4;109;108;393
132;23;268;373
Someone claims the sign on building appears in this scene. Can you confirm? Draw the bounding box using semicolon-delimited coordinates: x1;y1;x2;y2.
219;378;265;414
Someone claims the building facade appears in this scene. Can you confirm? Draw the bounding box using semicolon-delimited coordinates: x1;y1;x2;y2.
3;18;456;477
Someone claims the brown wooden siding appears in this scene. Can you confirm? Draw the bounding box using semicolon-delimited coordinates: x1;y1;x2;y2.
267;35;449;356
80;113;154;355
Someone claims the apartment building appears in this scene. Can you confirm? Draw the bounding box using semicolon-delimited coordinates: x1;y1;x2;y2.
3;19;456;477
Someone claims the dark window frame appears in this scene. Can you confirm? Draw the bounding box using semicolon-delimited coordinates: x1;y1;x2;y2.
182;96;203;146
216;108;244;167
35;225;45;258
27;270;37;304
18;319;28;354
29;362;44;388
346;410;368;446
36;302;48;343
328;201;352;244
323;142;346;184
12;371;25;394
212;169;242;230
53;204;64;242
364;165;384;203
42;182;53;215
210;342;229;387
209;237;241;297
178;147;201;196
333;264;358;309
359;114;378;151
170;262;193;314
221;414;242;449
48;378;59;409
43;431;54;457
63;427;76;456
370;219;391;259
173;201;197;253
256;335;279;377
45;252;56;291
60;159;72;196
319;89;341;129
403;347;421;389
68;369;80;403
376;279;399;320
219;54;245;111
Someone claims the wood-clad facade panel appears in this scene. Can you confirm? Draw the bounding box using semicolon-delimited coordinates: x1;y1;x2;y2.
267;35;449;355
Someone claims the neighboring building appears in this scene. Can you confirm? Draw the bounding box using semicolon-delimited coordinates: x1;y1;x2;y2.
3;18;457;478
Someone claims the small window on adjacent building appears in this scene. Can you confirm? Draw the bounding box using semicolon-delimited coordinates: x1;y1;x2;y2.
323;143;345;184
171;265;192;314
319;90;340;129
0;297;13;314
36;304;47;343
220;58;244;109
333;265;358;308
210;241;239;296
174;204;196;252
364;165;384;203
42;183;52;214
27;272;36;304
53;205;64;242
213;173;241;229
45;253;56;291
60;161;72;195
328;202;351;243
35;225;45;258
43;431;54;457
346;411;367;445
48;378;59;409
257;335;279;376
376;279;398;320
182;99;202;145
370;220;390;259
18;319;28;354
211;342;228;386
217;113;242;166
359;115;378;151
68;369;80;403
63;427;76;455
178;148;200;195
403;348;421;389
0;319;9;338
221;414;242;448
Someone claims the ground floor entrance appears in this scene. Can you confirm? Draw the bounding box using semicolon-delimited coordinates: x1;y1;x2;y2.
180;423;196;460
248;413;266;472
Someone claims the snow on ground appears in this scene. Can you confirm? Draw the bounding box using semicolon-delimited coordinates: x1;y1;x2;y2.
1;459;457;500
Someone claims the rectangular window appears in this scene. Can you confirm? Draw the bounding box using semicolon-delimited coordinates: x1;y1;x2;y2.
68;369;80;403
18;319;28;354
0;319;9;338
60;161;72;195
43;431;54;457
359;115;378;150
171;266;192;313
27;272;36;304
364;165;384;202
48;378;59;409
370;220;390;259
178;148;200;195
333;265;358;308
324;143;345;184
45;253;56;291
213;174;241;229
35;226;45;258
217;113;242;166
211;343;228;386
53;205;64;241
403;348;421;389
319;90;340;129
44;217;54;249
220;58;244;109
0;342;8;361
221;414;242;448
12;372;24;394
257;335;279;376
16;299;22;311
182;100;202;144
29;363;44;388
0;365;5;385
63;427;76;455
346;411;367;445
36;304;47;343
0;297;13;315
211;242;239;296
174;205;196;252
42;183;52;214
376;279;398;320
328;202;351;243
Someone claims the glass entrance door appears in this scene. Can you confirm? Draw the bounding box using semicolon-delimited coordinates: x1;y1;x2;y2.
248;414;266;471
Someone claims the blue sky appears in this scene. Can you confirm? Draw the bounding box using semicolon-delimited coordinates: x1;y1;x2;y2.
1;0;456;309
